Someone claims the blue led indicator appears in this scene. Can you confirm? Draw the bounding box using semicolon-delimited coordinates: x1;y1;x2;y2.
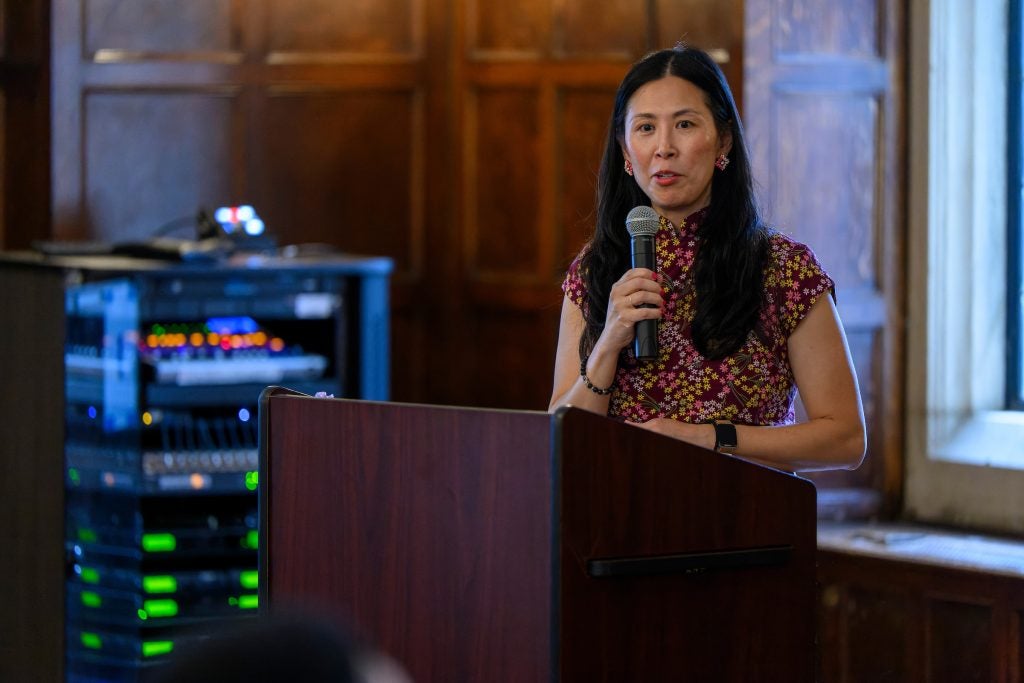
87;406;97;419
206;316;259;334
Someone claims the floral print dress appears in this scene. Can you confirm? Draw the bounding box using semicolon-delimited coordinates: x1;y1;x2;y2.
562;210;835;426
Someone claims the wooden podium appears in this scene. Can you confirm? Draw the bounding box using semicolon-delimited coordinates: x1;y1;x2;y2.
258;388;816;682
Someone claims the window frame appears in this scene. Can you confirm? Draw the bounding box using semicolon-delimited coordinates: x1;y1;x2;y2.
1009;0;1024;411
904;0;1024;536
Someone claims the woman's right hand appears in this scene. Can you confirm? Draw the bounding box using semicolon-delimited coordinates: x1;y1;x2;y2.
597;268;664;352
549;267;664;413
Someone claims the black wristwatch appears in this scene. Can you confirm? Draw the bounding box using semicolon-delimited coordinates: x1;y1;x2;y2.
713;420;737;453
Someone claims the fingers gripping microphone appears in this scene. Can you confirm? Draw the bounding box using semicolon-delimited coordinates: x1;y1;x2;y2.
626;205;660;361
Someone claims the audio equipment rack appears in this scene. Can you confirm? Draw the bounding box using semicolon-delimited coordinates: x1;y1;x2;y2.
0;251;391;683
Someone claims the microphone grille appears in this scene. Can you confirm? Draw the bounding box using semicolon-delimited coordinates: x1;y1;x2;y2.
625;205;660;236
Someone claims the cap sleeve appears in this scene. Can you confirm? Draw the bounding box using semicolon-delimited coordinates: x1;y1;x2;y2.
561;251;588;310
768;235;835;338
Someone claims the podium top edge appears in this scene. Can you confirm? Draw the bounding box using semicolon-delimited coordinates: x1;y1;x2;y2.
262;390;552;418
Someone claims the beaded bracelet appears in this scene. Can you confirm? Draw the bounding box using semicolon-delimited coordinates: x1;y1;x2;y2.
580;357;614;395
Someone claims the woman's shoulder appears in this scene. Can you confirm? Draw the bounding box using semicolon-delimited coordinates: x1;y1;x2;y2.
762;228;833;289
766;229;814;257
565;243;591;277
765;230;828;272
760;229;834;334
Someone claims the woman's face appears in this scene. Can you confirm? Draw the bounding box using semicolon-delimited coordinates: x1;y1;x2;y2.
620;76;732;228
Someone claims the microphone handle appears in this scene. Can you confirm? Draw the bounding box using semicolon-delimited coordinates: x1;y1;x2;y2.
630;235;658;361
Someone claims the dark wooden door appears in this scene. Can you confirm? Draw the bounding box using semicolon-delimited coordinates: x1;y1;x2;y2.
442;0;745;409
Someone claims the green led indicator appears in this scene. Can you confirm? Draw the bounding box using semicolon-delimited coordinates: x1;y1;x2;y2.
239;570;258;590
80;567;100;585
242;530;258;549
77;527;98;543
80;632;102;650
143;575;177;594
244;471;259;491
142;598;179;618
142;533;176;553
238;594;258;610
142;640;174;657
80;591;102;608
68;468;81;486
228;596;238;606
137;608;148;621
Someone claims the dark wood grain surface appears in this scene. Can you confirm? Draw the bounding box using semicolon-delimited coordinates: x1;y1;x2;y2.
262;397;818;681
556;408;817;681
263;395;553;682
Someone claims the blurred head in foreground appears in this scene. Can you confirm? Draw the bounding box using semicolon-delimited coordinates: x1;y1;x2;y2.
145;612;411;683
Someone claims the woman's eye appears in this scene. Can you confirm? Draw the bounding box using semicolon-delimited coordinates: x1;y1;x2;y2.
677;120;692;129
638;123;654;132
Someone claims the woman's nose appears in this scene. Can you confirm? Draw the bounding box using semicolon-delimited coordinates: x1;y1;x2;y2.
655;133;676;158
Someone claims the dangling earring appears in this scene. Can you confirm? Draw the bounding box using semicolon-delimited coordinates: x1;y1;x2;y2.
624;159;634;176
715;154;730;171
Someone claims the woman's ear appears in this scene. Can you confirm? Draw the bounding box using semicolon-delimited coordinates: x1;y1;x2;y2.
719;127;734;157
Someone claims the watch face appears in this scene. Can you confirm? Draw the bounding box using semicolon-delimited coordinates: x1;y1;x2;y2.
715;422;737;450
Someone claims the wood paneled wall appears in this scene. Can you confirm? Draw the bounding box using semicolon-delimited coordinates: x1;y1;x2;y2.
744;0;906;518
40;0;904;509
49;0;743;410
818;549;1024;682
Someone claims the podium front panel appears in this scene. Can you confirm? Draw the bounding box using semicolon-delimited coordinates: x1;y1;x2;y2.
554;408;817;681
261;395;553;683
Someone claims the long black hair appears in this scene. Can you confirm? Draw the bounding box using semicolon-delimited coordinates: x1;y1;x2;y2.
578;45;769;360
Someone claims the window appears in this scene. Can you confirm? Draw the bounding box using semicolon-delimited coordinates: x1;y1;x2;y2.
904;0;1024;535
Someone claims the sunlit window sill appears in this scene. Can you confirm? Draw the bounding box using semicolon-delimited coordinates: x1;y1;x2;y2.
931;410;1024;471
818;520;1024;579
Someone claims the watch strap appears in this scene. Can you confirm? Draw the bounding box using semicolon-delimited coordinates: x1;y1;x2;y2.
713;420;737;453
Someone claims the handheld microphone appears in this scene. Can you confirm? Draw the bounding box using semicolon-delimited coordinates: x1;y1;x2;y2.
625;205;660;361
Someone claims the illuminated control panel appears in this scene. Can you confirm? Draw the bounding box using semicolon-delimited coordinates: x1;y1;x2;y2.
139;317;328;387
